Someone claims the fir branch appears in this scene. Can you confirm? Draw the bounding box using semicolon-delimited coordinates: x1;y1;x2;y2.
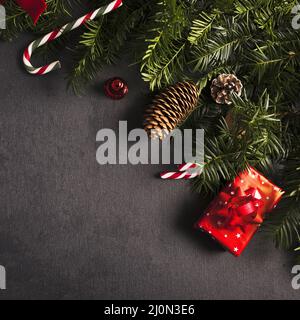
191;92;283;193
284;152;300;200
68;4;145;94
67;18;106;94
188;12;219;45
264;206;300;250
191;22;252;73
141;0;189;90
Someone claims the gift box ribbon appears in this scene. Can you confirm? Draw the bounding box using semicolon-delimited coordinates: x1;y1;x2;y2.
216;187;264;231
0;0;47;25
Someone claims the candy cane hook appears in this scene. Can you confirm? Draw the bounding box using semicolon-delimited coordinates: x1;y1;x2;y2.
23;0;123;75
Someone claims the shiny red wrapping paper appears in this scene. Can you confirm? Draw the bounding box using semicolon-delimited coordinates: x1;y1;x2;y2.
196;167;284;257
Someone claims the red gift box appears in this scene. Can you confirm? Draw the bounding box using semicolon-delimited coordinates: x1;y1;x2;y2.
196;167;284;257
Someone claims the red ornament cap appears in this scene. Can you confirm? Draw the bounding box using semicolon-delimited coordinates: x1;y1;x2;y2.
104;77;129;100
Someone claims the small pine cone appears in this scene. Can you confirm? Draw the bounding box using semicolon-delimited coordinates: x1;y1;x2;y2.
211;74;243;105
144;81;199;139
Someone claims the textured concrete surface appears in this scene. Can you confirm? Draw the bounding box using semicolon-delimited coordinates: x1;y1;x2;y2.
0;36;299;300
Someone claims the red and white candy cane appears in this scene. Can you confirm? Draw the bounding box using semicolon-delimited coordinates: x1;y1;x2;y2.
160;163;203;180
23;0;123;75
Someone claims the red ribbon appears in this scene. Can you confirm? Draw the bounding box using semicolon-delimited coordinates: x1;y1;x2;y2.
0;0;47;25
215;187;264;231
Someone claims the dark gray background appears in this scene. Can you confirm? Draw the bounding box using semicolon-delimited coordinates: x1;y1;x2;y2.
0;35;299;300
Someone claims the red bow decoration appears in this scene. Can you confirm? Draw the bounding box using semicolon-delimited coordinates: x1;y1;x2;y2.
215;187;264;231
0;0;47;25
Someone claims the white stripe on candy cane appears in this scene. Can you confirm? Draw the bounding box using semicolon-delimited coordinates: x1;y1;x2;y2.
104;0;119;14
178;162;197;172
90;9;101;20
160;163;203;180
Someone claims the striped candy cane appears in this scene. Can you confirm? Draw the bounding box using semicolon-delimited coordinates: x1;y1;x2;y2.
160;163;203;180
23;0;123;75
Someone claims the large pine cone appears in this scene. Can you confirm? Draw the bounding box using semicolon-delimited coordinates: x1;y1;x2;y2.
144;81;199;140
211;74;243;105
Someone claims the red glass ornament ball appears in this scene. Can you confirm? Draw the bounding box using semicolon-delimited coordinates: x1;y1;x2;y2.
104;77;129;100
